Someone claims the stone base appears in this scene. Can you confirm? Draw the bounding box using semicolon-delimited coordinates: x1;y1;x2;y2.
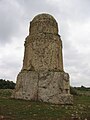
12;70;73;104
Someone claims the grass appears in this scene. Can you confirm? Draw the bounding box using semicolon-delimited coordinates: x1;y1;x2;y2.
0;89;90;120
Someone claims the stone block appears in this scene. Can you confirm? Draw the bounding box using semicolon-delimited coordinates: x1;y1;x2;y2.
13;70;73;104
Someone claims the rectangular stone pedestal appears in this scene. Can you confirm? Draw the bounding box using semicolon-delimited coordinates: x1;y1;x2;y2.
13;70;73;104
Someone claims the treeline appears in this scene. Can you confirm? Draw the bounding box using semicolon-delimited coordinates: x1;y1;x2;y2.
0;79;16;89
70;86;90;95
74;86;90;91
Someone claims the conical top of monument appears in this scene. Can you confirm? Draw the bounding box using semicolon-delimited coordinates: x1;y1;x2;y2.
29;13;58;34
32;13;57;23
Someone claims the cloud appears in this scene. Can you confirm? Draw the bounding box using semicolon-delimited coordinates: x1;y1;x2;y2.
0;0;25;45
47;0;90;21
63;19;90;87
0;37;24;82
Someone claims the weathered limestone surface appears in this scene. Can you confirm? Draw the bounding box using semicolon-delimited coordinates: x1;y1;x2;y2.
13;13;73;104
38;71;72;104
14;70;72;104
14;71;38;100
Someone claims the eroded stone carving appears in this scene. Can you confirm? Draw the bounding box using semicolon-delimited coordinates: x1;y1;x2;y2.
13;13;73;104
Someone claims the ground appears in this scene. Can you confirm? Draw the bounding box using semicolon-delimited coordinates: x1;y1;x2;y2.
0;89;90;120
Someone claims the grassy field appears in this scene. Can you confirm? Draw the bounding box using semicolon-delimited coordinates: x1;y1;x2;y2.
0;89;90;120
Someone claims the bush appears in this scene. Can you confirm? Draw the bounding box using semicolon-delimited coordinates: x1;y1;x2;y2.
0;79;16;89
70;86;78;95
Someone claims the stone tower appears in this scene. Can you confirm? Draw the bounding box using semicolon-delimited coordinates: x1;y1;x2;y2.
13;13;73;104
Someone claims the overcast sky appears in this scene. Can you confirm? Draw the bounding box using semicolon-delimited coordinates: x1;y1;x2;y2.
0;0;90;87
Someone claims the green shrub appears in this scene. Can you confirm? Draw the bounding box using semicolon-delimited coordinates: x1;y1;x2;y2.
70;86;78;95
0;79;16;89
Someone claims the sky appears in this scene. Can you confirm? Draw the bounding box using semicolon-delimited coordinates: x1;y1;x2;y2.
0;0;90;87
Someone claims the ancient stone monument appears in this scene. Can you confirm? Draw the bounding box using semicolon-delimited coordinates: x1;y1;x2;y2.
13;13;73;104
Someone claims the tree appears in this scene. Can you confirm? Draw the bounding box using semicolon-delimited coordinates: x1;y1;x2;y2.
0;79;16;89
